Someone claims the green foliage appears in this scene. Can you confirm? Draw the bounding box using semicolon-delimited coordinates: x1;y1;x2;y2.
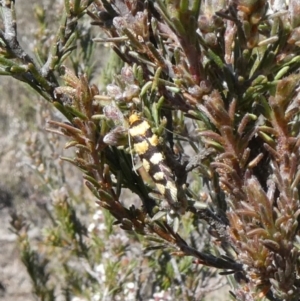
2;0;300;300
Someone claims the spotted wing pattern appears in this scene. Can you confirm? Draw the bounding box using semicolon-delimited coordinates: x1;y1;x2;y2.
128;113;178;207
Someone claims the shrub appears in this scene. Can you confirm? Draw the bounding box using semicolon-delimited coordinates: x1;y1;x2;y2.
2;0;300;300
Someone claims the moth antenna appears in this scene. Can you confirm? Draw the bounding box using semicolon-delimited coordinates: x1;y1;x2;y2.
128;131;139;175
163;126;189;141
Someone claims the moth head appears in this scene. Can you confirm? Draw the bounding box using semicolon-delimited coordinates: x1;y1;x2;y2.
129;112;141;125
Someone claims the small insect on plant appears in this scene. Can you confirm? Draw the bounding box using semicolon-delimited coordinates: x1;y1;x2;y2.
103;103;188;218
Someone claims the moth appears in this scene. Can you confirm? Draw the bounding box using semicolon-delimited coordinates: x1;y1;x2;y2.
103;105;181;211
128;113;179;209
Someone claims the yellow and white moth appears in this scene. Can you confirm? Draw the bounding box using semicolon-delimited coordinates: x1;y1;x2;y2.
128;113;179;207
